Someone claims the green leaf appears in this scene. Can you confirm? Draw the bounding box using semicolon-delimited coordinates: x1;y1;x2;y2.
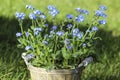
30;26;35;30
72;50;84;58
62;48;70;59
17;44;24;48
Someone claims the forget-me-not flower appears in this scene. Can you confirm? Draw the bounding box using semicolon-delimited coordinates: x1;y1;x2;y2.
56;31;64;36
66;45;73;50
29;13;36;20
34;28;43;35
86;29;91;33
34;10;41;15
44;24;48;27
76;14;85;23
25;32;29;37
52;25;57;30
67;24;73;29
47;5;59;17
34;28;43;32
66;14;73;19
16;32;22;37
92;26;98;31
77;32;83;39
64;39;70;45
95;10;107;18
50;30;55;34
49;9;59;17
39;15;46;19
26;5;34;10
98;20;106;24
75;8;82;12
25;46;32;50
99;5;107;11
15;12;26;20
82;43;87;47
75;8;89;15
72;28;79;36
82;10;89;15
42;41;49;45
47;5;56;11
26;54;35;60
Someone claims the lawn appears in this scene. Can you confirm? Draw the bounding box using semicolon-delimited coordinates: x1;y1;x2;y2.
0;0;120;80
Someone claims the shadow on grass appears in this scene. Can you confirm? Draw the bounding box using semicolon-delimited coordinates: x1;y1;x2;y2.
80;29;120;80
0;16;120;80
0;16;31;79
95;29;120;63
0;16;32;43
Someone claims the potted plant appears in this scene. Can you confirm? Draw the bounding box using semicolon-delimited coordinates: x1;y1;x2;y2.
15;4;107;80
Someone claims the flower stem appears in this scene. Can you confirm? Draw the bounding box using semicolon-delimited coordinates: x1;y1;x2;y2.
19;20;24;34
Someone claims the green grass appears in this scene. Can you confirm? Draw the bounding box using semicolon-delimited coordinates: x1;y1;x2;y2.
0;0;120;80
0;43;30;80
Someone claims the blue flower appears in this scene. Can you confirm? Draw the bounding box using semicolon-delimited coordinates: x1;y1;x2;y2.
95;10;107;18
47;5;59;17
25;46;32;50
25;32;29;37
64;39;70;45
26;54;35;60
66;45;73;50
75;8;89;14
82;43;86;47
75;8;82;12
49;9;59;17
50;30;55;34
15;12;26;20
67;24;73;29
99;5;107;11
102;13;107;18
56;31;64;36
39;15;46;19
75;8;83;13
72;28;79;36
16;32;22;37
34;31;39;35
34;10;41;15
47;5;56;11
95;10;102;16
42;41;49;45
34;28;43;32
66;14;73;19
29;13;36;20
98;20;106;24
52;25;57;30
26;5;34;10
101;13;107;18
44;34;49;39
86;29;91;33
44;24;48;27
82;10;89;15
92;26;98;31
34;28;43;35
76;14;85;23
77;32;83;39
